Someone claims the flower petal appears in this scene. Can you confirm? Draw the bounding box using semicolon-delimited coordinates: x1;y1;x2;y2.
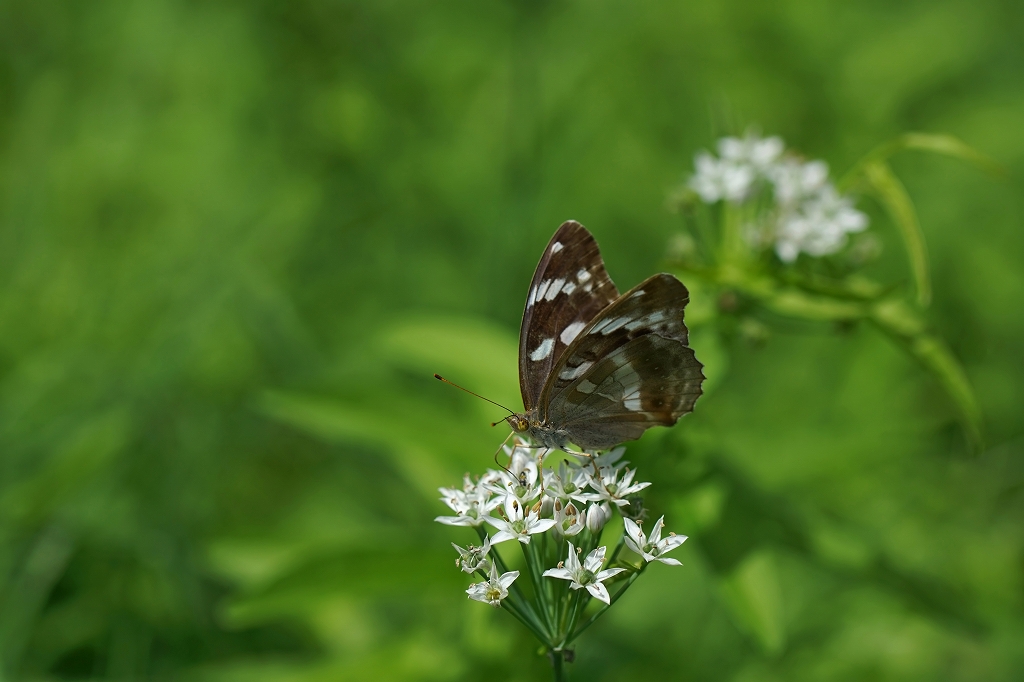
595;567;626;581
435;515;478;526
489;530;517;545
498;570;521;588
564;543;582;572
482;516;506;530
530;519;556;534
649;516;666;544
585;582;612;605
542;568;573;580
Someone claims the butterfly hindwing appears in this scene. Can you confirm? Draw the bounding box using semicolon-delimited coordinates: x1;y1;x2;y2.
519;221;619;412
540;274;704;451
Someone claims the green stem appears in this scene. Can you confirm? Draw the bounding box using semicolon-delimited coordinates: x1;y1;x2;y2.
720;203;746;265
524;540;555;640
549;649;566;682
477;529;551;640
471;562;549;642
607;528;626;565
566;567;643;645
561;589;585;648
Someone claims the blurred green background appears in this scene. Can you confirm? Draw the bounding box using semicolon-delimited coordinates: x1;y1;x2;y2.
2;0;1023;680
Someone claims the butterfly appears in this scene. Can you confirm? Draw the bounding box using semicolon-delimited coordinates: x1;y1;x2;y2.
502;220;704;452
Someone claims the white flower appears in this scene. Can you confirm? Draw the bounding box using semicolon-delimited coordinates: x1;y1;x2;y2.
572;446;629;472
486;440;544;505
543;460;594;507
623;516;688;566
768;158;829;205
774;185;868;262
452;537;492;574
485;494;556;545
718;133;784;171
466;561;520;608
689;133;783;204
543;543;626;605
552;499;587;537
584;465;651;507
435;475;502;527
689;152;756;203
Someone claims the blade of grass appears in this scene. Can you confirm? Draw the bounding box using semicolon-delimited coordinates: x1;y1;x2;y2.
862;160;931;308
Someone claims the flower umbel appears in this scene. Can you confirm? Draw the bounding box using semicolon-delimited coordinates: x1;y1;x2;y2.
543;543;626;605
435;438;688;675
687;131;869;262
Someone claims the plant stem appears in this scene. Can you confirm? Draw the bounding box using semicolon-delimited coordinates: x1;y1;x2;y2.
549;649;566;682
524;540;555;638
566;567;643;645
561;589;584;648
478;529;551;639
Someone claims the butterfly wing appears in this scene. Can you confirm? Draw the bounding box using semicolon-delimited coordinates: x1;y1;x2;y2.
539;273;704;451
519;221;619;412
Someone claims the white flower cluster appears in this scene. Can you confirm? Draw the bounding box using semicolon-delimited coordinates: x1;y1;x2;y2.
437;440;686;608
688;132;868;262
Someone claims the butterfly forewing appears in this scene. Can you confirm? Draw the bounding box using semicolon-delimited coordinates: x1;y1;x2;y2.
540;274;704;451
519;221;619;412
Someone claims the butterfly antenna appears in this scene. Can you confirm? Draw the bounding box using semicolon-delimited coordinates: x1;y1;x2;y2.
433;374;517;417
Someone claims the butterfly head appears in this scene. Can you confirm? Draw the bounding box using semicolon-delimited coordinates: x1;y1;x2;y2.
507;414;531;433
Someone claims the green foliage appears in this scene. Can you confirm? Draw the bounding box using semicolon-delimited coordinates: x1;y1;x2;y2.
1;0;1023;680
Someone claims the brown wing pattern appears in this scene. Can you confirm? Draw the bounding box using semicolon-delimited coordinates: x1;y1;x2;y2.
518;221;619;412
542;274;705;450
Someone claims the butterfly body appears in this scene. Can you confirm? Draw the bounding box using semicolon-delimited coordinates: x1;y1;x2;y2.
511;221;704;453
507;412;572;450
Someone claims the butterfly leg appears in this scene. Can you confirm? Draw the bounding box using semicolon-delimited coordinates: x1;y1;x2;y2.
492;430;518;480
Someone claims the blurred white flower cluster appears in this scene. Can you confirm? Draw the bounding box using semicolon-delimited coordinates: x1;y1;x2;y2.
437;439;685;631
689;132;868;262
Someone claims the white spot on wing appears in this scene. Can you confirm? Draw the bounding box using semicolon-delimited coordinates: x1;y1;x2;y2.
599;316;630;335
558;361;593;381
624;397;643;411
535;280;552;301
560;321;587;345
544;279;566;301
527;286;538;308
551;241;564;253
625;311;668;331
530;337;555;362
576;379;596;394
631;289;645;298
562;281;577;295
576;269;592;283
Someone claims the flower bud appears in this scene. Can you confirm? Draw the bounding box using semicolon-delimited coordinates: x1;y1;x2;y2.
540;495;554;518
586;503;607;533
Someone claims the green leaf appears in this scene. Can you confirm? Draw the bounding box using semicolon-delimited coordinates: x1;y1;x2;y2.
908;335;984;448
862;160;932;308
839;132;1005;191
761;288;866;321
